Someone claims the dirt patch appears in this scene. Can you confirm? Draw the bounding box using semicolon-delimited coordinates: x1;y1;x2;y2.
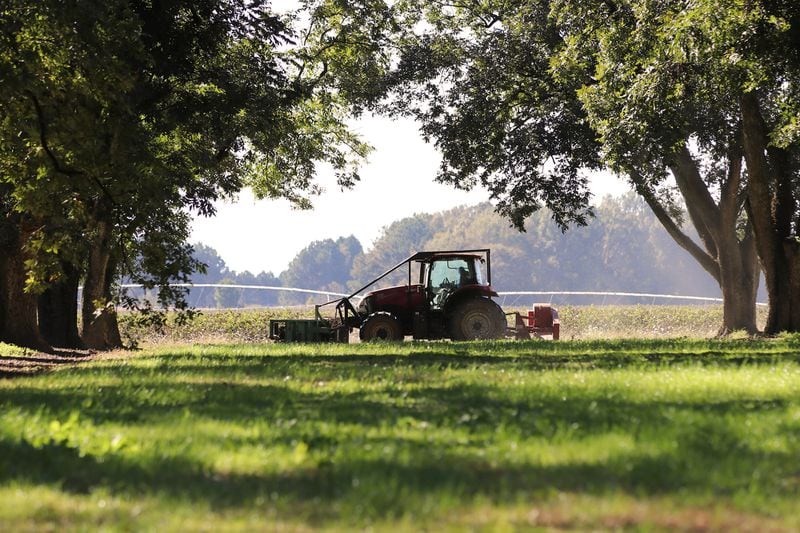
0;348;100;378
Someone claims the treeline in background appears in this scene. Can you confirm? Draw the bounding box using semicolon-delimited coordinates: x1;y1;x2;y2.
183;194;764;308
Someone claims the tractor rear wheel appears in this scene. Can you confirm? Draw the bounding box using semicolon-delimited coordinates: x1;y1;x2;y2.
360;312;403;341
448;298;506;340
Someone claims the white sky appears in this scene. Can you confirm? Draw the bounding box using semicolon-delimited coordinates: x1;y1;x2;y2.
190;115;630;274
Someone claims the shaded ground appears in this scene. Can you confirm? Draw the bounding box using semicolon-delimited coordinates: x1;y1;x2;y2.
0;348;98;378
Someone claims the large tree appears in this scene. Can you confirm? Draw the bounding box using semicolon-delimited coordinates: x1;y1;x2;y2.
305;0;798;333
547;0;765;333
0;0;369;350
552;0;799;333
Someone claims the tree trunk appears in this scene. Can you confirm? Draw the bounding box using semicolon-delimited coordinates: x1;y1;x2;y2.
0;231;51;352
756;237;800;333
643;186;759;333
774;239;800;331
715;233;759;335
657;145;760;334
81;219;123;350
38;261;83;349
740;92;800;333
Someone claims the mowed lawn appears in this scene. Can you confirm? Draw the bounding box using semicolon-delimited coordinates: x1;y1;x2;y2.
1;338;800;531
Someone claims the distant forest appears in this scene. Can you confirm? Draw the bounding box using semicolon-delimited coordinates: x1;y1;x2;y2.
183;194;763;309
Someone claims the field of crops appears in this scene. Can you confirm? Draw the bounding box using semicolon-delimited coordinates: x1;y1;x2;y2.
118;304;769;345
1;334;799;530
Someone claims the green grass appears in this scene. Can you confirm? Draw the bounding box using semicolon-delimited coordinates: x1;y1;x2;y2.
1;338;800;530
0;342;34;357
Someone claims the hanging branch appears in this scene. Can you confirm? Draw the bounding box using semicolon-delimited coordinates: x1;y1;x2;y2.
25;90;118;207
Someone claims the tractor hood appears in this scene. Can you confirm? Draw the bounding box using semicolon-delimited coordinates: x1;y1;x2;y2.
358;284;425;315
364;284;416;299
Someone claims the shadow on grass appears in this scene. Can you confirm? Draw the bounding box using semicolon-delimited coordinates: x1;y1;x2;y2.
93;349;800;372
1;371;794;433
1;349;799;522
0;426;796;523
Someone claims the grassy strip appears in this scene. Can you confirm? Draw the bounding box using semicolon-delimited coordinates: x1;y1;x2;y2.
0;339;798;530
0;342;35;358
119;304;770;345
119;307;311;345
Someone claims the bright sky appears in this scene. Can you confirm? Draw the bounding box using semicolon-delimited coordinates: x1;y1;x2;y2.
190;115;630;275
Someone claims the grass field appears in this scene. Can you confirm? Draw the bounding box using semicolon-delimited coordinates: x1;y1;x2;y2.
1;336;799;530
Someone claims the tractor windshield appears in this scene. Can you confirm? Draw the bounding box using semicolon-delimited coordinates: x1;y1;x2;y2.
428;257;485;296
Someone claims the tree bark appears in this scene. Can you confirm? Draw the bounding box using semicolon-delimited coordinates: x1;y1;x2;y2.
38;261;83;349
714;147;760;336
715;230;760;335
0;229;51;352
81;219;123;350
740;92;800;333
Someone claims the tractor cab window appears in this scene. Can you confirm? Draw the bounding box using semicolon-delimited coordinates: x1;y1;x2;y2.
428;258;481;307
429;259;466;291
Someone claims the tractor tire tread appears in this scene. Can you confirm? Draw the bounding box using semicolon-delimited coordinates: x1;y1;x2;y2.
448;298;506;341
359;311;403;341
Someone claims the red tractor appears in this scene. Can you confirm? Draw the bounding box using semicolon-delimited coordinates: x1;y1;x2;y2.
355;249;505;340
269;249;559;342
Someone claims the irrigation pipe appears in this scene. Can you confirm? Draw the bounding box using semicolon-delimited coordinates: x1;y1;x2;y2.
95;284;766;307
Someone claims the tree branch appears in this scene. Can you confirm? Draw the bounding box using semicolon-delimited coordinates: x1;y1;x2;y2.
740;91;778;265
719;145;742;215
25;90;118;207
25;90;83;177
635;181;721;283
669;144;721;259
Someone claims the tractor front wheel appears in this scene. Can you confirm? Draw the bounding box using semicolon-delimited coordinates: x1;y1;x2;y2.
360;312;403;341
448;298;507;340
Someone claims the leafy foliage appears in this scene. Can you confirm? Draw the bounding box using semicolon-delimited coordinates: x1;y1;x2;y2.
0;0;375;347
367;0;599;230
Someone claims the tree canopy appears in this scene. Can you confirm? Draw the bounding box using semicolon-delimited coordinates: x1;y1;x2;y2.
0;0;370;349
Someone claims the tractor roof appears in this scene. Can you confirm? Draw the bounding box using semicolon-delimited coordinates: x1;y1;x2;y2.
408;249;489;263
341;248;492;301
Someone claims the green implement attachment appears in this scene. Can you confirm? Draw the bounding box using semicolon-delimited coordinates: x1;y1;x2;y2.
269;316;349;343
269;319;328;342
